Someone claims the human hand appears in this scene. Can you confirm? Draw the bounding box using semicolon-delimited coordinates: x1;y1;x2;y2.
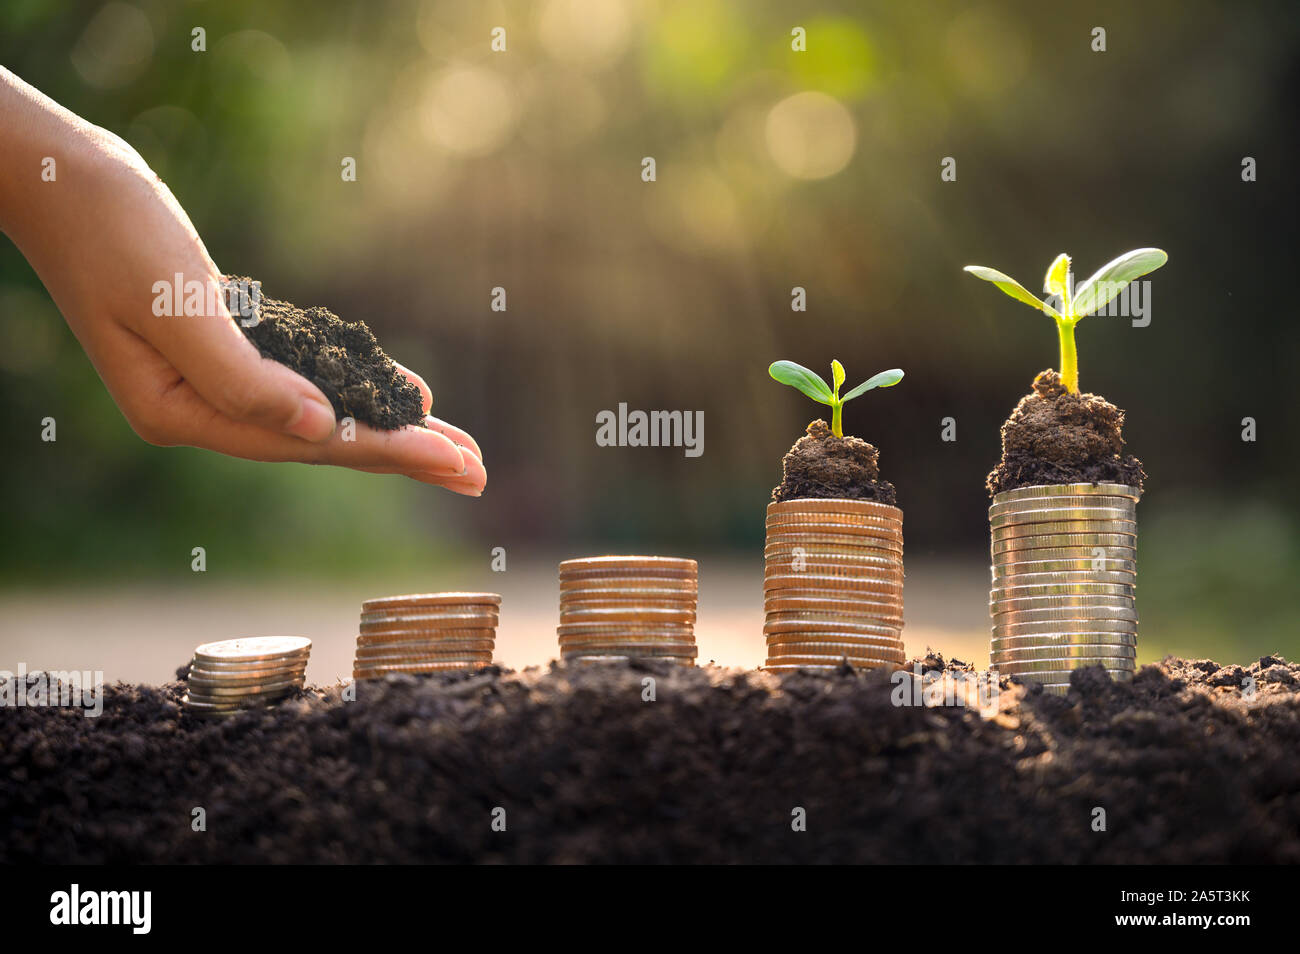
0;68;485;495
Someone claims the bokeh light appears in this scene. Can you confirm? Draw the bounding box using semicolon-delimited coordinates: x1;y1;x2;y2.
764;91;856;179
70;2;154;89
422;66;518;157
538;0;632;70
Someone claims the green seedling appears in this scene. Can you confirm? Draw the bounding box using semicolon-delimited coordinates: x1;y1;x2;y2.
768;360;904;438
963;248;1168;394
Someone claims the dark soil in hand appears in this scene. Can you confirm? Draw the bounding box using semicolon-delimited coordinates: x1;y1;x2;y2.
5;652;1295;863
986;369;1145;497
772;419;897;505
222;276;424;431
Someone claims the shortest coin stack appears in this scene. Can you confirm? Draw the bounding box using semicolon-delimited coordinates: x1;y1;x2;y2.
184;636;311;718
353;592;501;679
557;556;698;665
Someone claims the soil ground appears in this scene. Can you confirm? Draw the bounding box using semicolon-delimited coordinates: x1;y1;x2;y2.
773;419;898;504
223;276;424;431
987;370;1145;496
2;653;1296;864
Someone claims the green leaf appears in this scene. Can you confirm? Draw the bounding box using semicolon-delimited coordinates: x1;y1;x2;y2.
830;359;846;395
1071;248;1168;318
769;360;833;405
1044;253;1071;303
964;265;1061;319
841;368;904;402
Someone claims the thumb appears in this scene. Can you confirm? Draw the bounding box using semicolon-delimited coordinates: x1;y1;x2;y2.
140;275;336;441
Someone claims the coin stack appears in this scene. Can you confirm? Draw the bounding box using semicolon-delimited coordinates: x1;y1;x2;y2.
183;636;311;718
352;593;500;680
763;499;907;672
557;556;698;665
989;483;1140;694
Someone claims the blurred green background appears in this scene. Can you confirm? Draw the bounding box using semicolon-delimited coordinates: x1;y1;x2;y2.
1;0;1297;665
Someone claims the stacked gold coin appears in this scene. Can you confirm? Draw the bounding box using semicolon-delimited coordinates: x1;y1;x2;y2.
989;483;1140;694
352;592;500;680
183;636;310;718
763;499;906;672
557;556;698;665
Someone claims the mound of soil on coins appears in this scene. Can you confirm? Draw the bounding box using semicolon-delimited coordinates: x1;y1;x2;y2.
221;276;424;431
772;419;897;505
986;369;1145;497
1;654;1297;863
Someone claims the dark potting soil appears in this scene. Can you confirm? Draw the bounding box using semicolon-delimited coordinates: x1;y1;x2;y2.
986;369;1145;497
771;419;898;505
3;653;1297;863
222;276;424;431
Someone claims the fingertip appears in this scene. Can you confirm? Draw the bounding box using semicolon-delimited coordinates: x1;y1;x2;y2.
425;428;467;473
425;415;483;460
285;395;336;442
411;473;484;496
455;445;486;483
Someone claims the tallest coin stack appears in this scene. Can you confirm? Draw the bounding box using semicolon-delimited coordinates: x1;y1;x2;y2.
988;482;1140;693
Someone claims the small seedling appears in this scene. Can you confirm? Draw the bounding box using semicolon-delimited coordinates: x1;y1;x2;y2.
768;360;904;438
963;248;1168;394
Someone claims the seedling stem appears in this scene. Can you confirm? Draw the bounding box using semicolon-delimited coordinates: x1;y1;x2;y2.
1058;317;1079;394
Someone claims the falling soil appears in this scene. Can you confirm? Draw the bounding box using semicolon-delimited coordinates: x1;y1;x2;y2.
986;369;1146;497
772;419;897;505
222;276;424;431
3;653;1296;863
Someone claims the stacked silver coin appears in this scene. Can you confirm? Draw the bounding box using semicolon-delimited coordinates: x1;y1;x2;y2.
989;483;1140;694
763;498;906;673
183;636;311;717
557;556;698;665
